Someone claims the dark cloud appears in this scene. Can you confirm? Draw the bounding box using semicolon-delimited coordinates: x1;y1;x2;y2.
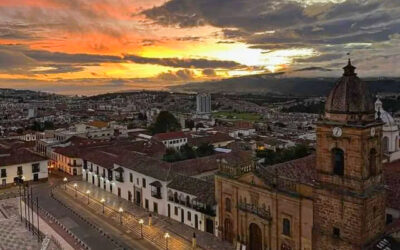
202;68;217;76
294;67;332;72
124;54;243;69
157;69;196;81
142;0;310;31
25;50;123;64
142;0;400;71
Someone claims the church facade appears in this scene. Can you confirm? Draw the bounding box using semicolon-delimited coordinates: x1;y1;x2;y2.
215;60;387;250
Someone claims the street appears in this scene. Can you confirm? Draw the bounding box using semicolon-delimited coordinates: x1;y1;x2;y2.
32;173;155;250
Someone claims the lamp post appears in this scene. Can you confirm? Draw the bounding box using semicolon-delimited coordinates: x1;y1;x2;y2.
164;232;170;250
139;219;144;239
63;177;68;190
86;190;90;204
101;198;105;214
118;207;123;225
73;183;78;198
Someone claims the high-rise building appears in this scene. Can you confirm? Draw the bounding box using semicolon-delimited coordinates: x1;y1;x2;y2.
196;93;211;114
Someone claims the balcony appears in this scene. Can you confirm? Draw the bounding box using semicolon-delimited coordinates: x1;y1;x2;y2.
151;191;162;199
115;176;124;183
237;202;272;221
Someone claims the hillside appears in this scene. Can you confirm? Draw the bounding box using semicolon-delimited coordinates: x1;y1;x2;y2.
170;74;400;97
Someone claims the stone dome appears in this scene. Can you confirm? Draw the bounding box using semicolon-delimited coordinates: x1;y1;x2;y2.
324;60;375;123
375;98;397;129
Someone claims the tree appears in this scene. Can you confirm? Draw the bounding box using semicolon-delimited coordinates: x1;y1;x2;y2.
149;111;181;135
180;144;196;160
163;148;180;162
196;143;214;157
185;119;195;130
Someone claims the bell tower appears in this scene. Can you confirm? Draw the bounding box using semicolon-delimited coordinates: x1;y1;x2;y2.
313;60;386;249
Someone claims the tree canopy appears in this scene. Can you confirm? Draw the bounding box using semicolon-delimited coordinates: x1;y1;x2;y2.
149;111;181;135
256;144;311;166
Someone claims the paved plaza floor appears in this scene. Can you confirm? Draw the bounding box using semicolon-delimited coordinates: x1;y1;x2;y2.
0;198;41;250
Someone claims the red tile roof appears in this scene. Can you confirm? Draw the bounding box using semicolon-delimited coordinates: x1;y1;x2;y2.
256;154;317;186
0;148;47;166
153;131;186;141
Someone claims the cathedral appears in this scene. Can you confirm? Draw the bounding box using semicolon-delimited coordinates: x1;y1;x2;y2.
215;60;395;250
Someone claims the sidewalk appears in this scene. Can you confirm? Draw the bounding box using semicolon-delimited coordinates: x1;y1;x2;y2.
64;181;233;250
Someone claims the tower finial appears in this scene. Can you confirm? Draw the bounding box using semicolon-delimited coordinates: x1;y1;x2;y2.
343;55;356;76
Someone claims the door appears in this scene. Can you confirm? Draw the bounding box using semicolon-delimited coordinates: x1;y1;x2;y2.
168;204;171;217
73;168;77;176
224;219;233;243
118;188;121;197
181;209;184;223
97;177;100;187
194;214;198;229
136;191;141;205
2;179;5;187
128;191;132;202
33;174;38;182
206;218;214;234
249;223;262;250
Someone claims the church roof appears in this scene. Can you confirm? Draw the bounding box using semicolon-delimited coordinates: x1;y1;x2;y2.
256;154;317;187
324;60;375;122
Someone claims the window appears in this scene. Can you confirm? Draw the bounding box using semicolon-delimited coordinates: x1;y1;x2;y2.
175;206;178;215
186;196;190;206
137;178;139;185
130;173;133;182
187;211;191;221
32;163;40;173
17;166;23;176
145;199;149;209
369;149;377;176
332;148;344;176
282;218;291;236
386;214;393;225
142;178;146;188
153;202;158;214
333;227;340;238
225;198;231;212
0;169;6;178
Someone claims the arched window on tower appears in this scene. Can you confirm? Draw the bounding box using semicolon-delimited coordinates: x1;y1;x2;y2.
369;149;377;176
332;148;344;176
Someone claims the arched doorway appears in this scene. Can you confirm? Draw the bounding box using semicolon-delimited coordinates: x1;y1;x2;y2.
249;223;262;250
224;218;233;243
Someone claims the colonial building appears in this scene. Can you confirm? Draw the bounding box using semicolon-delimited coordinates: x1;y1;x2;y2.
375;98;400;162
215;60;387;250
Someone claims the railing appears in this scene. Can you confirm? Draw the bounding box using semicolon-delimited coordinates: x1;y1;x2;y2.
115;176;124;183
151;191;162;199
218;164;253;178
237;202;272;221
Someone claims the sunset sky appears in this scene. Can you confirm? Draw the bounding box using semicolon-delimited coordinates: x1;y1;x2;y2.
0;0;399;95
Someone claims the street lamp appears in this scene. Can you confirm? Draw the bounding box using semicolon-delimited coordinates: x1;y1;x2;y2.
86;190;90;204
63;177;68;190
118;207;123;225
101;198;105;214
164;232;170;250
73;183;78;198
139;219;144;239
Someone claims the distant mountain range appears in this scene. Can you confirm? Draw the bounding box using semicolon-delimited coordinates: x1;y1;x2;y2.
170;74;400;97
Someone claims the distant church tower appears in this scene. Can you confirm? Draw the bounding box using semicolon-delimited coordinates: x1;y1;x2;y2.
313;60;386;249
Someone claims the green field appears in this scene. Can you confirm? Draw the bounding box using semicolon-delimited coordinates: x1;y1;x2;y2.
213;111;262;121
